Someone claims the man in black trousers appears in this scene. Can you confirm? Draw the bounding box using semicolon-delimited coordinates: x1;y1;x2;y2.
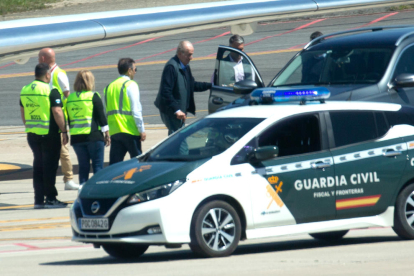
20;63;68;209
155;40;212;135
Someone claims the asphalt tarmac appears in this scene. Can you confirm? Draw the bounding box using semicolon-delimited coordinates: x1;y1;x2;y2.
2;5;414;276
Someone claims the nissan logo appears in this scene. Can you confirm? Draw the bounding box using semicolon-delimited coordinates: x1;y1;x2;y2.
91;201;100;214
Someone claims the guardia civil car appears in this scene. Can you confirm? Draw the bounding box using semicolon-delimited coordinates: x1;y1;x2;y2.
71;89;414;258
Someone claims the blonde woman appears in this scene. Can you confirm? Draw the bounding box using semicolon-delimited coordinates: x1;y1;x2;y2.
66;70;110;185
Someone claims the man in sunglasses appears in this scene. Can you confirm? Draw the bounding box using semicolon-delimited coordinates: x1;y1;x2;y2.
104;58;146;165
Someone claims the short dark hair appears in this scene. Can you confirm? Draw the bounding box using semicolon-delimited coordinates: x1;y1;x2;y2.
310;31;323;41
118;58;135;75
229;34;244;45
35;63;50;78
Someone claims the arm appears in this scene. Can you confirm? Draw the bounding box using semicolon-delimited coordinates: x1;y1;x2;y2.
52;106;68;145
127;82;146;142
20;105;25;125
58;71;70;98
159;65;180;112
93;93;110;146
194;81;212;92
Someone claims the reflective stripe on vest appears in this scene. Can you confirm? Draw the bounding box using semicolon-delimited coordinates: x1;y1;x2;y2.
66;91;96;135
104;77;139;136
20;81;51;135
52;66;68;120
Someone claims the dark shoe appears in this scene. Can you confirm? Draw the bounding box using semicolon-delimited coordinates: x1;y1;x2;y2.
34;203;44;209
45;199;68;208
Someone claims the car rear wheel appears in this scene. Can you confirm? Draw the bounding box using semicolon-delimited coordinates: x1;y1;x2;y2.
309;230;349;241
393;183;414;239
102;243;149;259
190;200;241;257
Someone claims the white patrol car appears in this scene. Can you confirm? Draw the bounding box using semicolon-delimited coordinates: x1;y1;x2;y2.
71;88;414;258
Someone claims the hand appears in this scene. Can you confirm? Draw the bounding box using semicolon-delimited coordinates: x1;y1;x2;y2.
104;135;111;147
62;133;68;145
140;132;146;142
175;111;186;120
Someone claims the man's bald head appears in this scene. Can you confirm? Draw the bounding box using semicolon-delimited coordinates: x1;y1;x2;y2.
38;48;56;66
176;41;194;66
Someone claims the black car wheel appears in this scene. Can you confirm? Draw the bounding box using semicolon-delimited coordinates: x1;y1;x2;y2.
393;183;414;239
102;243;149;259
190;200;241;257
309;230;349;241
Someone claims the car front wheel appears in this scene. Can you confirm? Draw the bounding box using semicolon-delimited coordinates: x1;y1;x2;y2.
190;200;241;258
393;183;414;239
102;243;149;259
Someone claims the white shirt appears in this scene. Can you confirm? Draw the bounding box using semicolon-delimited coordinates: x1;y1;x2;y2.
49;64;70;98
229;55;245;82
122;75;145;133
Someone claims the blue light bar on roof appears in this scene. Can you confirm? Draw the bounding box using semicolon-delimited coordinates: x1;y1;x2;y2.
251;87;330;104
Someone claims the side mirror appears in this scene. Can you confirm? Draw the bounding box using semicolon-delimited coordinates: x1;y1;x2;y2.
248;146;279;164
392;73;414;89
233;80;258;95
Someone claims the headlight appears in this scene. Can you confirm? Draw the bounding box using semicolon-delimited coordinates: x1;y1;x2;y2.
127;179;186;205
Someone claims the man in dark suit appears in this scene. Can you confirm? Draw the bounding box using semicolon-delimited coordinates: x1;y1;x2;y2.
217;34;255;87
155;41;212;135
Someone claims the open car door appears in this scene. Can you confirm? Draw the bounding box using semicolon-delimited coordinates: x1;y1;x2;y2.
208;45;265;114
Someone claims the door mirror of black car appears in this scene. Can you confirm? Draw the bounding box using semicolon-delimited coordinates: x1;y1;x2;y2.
233;80;258;95
248;146;279;164
392;73;414;89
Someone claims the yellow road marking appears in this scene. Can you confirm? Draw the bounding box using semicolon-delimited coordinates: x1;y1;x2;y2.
0;49;301;79
0;222;70;232
0;201;73;210
0;164;21;171
0;216;69;224
0;132;25;135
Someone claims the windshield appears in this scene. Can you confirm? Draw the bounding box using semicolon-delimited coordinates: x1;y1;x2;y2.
147;118;263;162
272;47;393;86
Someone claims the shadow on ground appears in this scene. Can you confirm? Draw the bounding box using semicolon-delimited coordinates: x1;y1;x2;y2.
40;235;402;265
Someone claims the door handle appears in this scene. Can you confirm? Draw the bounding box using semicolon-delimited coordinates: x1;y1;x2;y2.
311;161;331;169
383;149;402;157
212;97;224;105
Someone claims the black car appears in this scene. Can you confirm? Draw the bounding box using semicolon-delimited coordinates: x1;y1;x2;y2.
209;25;414;113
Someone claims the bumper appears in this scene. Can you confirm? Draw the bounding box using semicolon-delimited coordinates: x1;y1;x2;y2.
70;193;193;244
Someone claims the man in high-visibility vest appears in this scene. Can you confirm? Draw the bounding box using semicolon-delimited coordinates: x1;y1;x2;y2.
20;63;69;209
38;48;79;190
104;58;146;165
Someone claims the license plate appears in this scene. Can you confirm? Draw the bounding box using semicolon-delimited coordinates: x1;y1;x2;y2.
79;218;109;230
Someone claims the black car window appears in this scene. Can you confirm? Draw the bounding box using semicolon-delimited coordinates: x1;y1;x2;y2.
273;48;393;87
259;114;321;157
231;113;321;165
393;45;414;78
330;111;380;148
375;111;389;137
385;110;414;127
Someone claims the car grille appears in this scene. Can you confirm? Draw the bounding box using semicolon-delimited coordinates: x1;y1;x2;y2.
80;198;118;216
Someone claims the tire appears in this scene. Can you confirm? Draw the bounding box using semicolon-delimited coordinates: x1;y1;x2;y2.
102;243;149;259
190;200;241;258
309;230;349;241
393;183;414;240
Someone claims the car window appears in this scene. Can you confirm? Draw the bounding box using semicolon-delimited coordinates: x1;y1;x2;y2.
258;114;321;157
385;110;414;127
330;111;388;148
273;47;393;86
147;118;263;162
393;45;414;78
231;114;322;164
214;50;256;87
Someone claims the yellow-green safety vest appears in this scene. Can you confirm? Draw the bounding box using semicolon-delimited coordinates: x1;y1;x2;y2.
104;77;140;136
67;91;100;135
51;66;68;120
20;80;52;135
